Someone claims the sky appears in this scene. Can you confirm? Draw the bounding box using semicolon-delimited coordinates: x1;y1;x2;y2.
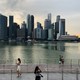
0;0;80;36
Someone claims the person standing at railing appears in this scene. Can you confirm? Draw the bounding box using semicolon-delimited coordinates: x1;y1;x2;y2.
59;55;64;67
61;56;64;65
59;55;62;64
16;58;21;77
34;66;43;80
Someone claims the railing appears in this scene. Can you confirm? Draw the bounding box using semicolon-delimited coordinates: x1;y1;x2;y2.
0;59;80;80
0;64;80;80
0;59;80;65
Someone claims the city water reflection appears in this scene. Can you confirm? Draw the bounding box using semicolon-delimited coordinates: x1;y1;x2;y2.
0;42;79;64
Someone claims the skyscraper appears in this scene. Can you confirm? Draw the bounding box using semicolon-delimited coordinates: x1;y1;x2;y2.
44;19;51;29
0;14;7;40
27;14;31;37
56;15;60;22
27;14;34;39
55;15;60;40
31;15;34;39
34;22;43;40
9;16;14;39
57;19;65;39
59;19;65;35
48;13;51;23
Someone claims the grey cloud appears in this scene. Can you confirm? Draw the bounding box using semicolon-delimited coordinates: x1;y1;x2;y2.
0;0;80;35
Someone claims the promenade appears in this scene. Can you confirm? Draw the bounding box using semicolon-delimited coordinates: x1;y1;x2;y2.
0;64;80;80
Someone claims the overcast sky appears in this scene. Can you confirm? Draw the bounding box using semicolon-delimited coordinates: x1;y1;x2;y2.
0;0;80;36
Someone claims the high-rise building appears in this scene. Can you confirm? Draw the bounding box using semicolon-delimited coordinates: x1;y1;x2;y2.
27;14;34;39
57;19;65;39
9;16;14;39
27;14;31;37
35;28;42;40
48;13;51;23
35;22;43;40
48;29;53;40
55;22;59;39
59;19;65;35
0;14;7;40
31;15;34;39
37;22;43;29
21;21;26;29
17;21;27;41
55;15;60;40
21;21;27;40
44;19;51;29
56;15;60;22
13;22;19;39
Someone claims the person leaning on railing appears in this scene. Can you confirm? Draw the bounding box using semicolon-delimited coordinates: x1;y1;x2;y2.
59;55;64;65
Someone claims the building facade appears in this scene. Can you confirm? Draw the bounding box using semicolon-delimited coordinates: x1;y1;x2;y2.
57;19;65;39
0;14;7;40
9;16;14;40
27;14;34;39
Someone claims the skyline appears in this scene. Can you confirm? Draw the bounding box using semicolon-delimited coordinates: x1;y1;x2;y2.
0;0;80;36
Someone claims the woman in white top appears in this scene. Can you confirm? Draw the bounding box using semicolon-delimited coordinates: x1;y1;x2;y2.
16;58;21;77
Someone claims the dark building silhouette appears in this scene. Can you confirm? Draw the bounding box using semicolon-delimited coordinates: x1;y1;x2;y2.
60;19;65;35
17;21;27;41
34;22;43;40
27;14;34;39
9;16;14;40
13;23;19;39
0;14;7;40
31;15;34;39
55;22;59;39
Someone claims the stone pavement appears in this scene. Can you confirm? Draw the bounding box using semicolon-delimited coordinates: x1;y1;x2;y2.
0;64;80;80
0;73;80;80
0;64;80;73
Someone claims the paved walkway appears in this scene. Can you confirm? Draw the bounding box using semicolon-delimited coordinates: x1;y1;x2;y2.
0;73;80;80
0;64;80;80
0;64;80;73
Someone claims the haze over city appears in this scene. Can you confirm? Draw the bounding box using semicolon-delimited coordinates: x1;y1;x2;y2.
0;0;80;36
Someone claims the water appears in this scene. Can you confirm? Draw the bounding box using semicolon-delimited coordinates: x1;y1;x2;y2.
0;41;80;64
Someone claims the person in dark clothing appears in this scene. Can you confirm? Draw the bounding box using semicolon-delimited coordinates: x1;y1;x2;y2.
61;56;64;64
34;66;43;80
59;55;62;64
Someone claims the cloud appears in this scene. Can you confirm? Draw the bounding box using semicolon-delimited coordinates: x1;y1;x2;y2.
0;0;80;35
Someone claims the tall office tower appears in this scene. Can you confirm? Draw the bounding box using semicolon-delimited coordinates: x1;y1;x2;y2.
9;16;14;39
21;21;27;40
54;15;60;40
21;21;26;29
27;14;31;37
0;14;7;40
57;19;65;39
44;19;51;29
27;14;34;39
13;22;19;39
34;22;43;40
55;22;59;39
48;13;51;23
56;15;60;22
37;22;43;29
31;15;34;39
35;28;42;40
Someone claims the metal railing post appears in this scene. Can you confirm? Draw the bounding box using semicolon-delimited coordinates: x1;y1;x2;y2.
76;68;78;80
78;59;79;67
11;69;12;80
62;67;63;80
70;59;72;69
47;59;49;80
